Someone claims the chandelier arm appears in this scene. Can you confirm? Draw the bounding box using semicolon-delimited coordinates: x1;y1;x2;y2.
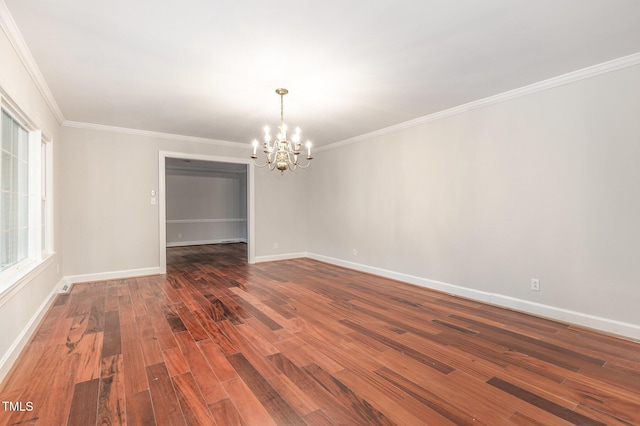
294;158;313;168
253;149;276;168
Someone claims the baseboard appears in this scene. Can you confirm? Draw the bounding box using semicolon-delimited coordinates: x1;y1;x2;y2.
254;252;307;263
0;278;60;383
64;266;163;289
306;253;640;342
166;238;247;247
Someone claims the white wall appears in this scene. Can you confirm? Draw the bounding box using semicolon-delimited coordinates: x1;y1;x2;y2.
308;63;640;338
61;126;308;276
254;167;308;261
0;22;63;379
166;168;247;246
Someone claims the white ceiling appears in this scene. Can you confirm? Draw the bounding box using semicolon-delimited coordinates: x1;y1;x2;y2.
4;0;640;147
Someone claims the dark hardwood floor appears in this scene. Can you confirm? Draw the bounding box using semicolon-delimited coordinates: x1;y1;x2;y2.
1;243;639;425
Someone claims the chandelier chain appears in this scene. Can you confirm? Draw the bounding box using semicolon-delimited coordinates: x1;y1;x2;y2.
280;93;284;128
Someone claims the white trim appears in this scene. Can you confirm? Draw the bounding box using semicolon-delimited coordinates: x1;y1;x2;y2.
0;275;59;383
166;164;248;175
65;120;246;148
159;151;255;271
318;52;640;152
0;255;55;307
64;267;162;287
159;153;167;272
247;162;255;264
167;238;247;248
254;252;307;263
0;1;65;124
41;137;54;255
28;129;43;260
307;252;640;342
166;218;247;224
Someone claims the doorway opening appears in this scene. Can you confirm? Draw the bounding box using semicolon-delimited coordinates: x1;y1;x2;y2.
159;151;255;272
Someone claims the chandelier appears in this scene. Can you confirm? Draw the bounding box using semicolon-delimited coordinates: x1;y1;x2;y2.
251;88;313;172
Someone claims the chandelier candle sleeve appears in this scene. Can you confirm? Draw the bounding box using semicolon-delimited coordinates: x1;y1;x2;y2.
251;88;313;172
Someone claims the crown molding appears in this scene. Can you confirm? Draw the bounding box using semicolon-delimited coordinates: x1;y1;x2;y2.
318;52;640;153
0;1;65;124
63;120;246;148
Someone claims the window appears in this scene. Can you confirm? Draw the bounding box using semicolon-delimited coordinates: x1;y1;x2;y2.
1;110;29;272
0;104;50;289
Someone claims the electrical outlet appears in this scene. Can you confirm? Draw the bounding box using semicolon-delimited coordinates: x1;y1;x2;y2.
352;249;357;256
531;278;540;291
274;242;279;249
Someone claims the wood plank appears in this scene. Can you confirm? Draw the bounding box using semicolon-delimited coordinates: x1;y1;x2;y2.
118;288;136;325
303;409;336;426
98;354;126;425
174;331;228;404
146;362;185;426
302;363;396;426
121;322;149;394
192;309;238;355
216;319;282;379
561;377;640;424
267;352;379;425
226;352;306;425
126;390;156;425
487;377;606;426
86;297;105;334
145;299;179;351
67;378;100;426
339;318;454;374
373;366;485;426
173;372;216;425
227;290;283;330
74;330;103;383
163;346;190;377
204;294;244;324
267;373;321;416
223;377;278;426
197;339;239;382
102;310;122;358
176;303;210;341
137;314;165;366
209;398;245;426
164;303;188;333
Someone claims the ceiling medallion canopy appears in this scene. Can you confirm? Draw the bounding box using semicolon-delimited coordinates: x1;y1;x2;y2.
251;88;313;172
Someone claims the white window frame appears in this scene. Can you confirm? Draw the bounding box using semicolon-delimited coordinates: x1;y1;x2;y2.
0;94;54;295
41;138;53;256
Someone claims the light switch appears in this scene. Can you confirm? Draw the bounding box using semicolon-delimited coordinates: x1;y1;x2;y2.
151;190;156;196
